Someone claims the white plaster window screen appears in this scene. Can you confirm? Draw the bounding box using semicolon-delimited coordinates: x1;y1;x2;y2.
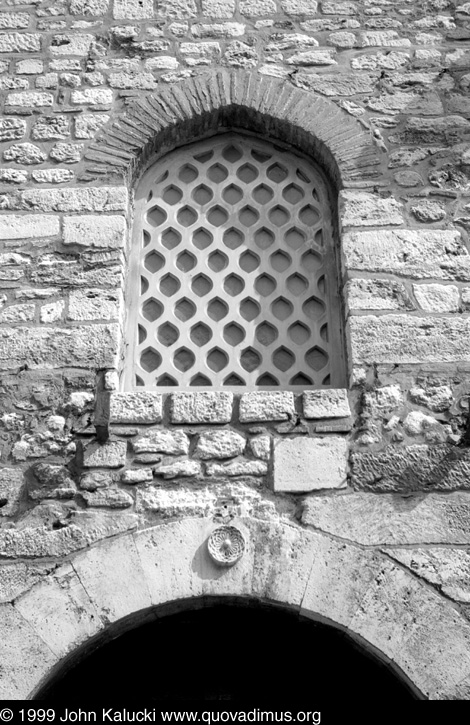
125;134;345;390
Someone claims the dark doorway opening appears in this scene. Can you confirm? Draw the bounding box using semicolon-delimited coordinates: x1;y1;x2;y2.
38;601;418;702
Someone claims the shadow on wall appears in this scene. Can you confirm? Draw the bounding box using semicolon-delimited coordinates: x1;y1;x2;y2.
37;600;417;702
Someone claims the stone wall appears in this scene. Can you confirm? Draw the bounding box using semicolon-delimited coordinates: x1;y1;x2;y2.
2;0;470;700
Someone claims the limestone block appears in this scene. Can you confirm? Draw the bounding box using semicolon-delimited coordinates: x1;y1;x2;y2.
71;88;113;105
239;391;295;423
402;411;441;436
0;303;35;323
110;392;163;424
340;191;404;227
410;200;446;222
0;169;27;184
157;0;197;18
0;603;58;699
153;459;202;479
70;0;110;14
281;0;318;14
239;0;275;15
351;444;470;492
0;118;26;141
274;436;348;492
0;468;23;517
133;430;189;455
191;22;245;37
72;535;152;623
409;385;452;412
121;469;153;484
0;214;59;240
136;487;216;517
302;492;470;544
50;34;93;55
83;440;127;468
49;142;83;164
0;562;54;603
343;230;469;279
386;548;470;603
32;170;75;184
203;0;236;17
322;1;356;12
346;278;411;311
19;59;43;73
114;0;154;17
303;389;351;419
170;392;233;424
82;488;133;508
360;30;411;46
413;284;460;313
327;31;357;47
74;113;110;139
349;315;470;364
0;325;119;370
266;33;319;51
15;564;103;659
109;72;157;89
63;215;126;248
68;289;121;321
80;470;114;490
195;430;246;459
10;187;127;212
0;33;40;53
3;143;46;165
40;300;64;323
399;115;470;143
295;71;379;96
205;459;268;476
286;50;337;65
32;115;69;140
144;56;179;70
30;463;76;501
6;91;53;107
0;13;29;28
351;51;409;70
249;435;270;460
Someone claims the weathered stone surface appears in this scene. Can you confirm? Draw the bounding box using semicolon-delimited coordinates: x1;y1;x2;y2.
170;392;233;424
286;50;336;65
32;170;74;184
239;392;295;423
351;444;470;492
204;0;236;17
195;430;246;459
0;169;27;184
68;289;120;321
49;143;83;164
351;51;409;70
349;315;470;364
1;186;127;212
410;385;452;412
3;143;46;165
0;468;23;517
206;459;268;476
82;488;133;508
50;34;93;56
303;389;351;419
249;435;271;460
274;436;348;492
411;200;446;222
398;115;470;144
0;118;26;142
413;284;460;313
281;0;317;14
0;325;119;370
191;22;245;37
133;430;189;455
340;191;404;227
153;459;202;479
70;0;110;14
113;0;154;18
30;463;76;501
0;562;54;603
80;470;114;491
158;0;196;19
121;468;153;484
74;113;109;139
402;411;442;437
302;492;470;544
136;487;215;517
63;215;126;248
6;91;53;107
386;548;470;603
294;72;378;96
109;392;163;424
346;278;412;311
71;88;113;105
0;33;40;53
343;230;470;280
31;115;69;140
83;440;127;468
0;214;59;240
360;30;411;47
0;303;35;323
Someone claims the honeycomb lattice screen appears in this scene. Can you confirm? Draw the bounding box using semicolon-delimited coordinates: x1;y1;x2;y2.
125;134;346;390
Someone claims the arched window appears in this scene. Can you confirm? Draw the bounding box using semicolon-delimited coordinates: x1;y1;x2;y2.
125;133;345;390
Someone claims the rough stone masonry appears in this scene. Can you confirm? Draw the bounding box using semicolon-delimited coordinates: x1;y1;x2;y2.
2;0;470;701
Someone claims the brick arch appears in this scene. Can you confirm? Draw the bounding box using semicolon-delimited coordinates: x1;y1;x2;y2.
84;69;380;189
2;517;470;700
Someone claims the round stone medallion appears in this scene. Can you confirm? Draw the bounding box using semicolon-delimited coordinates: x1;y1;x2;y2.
207;525;246;567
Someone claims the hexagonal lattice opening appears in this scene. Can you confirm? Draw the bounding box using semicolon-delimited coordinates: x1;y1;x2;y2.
253;184;274;204
288;322;310;345
208;163;228;183
224;274;244;297
162;185;183;205
161;228;181;250
270;250;291;272
239;206;259;227
207;297;229;322
190;374;211;386
207;347;229;372
207;205;229;227
267;163;288;183
254;227;274;250
208;250;228;272
177;206;198;227
239;251;259;273
147;205;167;227
140;347;161;372
190;323;212;347
269;205;290;227
240;347;261;372
271;297;293;321
178;164;198;183
192;184;213;205
174;297;196;321
176;251;197;272
192;274;213;297
285;227;305;250
303;296;326;319
160;274;180;297
305;346;328;371
287;273;308;296
174;347;195;372
157;323;179;347
299;204;320;226
273;346;295;372
256;322;278;346
223;184;243;205
302;250;322;272
240;297;260;322
222;144;243;163
223;227;244;250
255;274;276;297
283;183;304;204
144;251;165;273
142;299;163;322
237;163;258;183
192;227;213;250
223;323;245;346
